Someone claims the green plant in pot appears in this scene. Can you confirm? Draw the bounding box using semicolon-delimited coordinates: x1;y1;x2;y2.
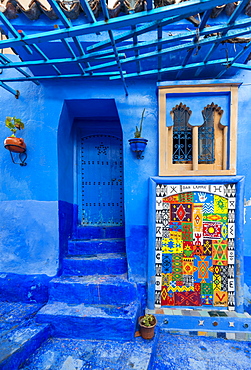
128;109;148;159
4;116;26;153
138;314;157;339
134;108;145;138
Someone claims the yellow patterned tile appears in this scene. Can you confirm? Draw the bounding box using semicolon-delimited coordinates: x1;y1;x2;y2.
214;195;228;214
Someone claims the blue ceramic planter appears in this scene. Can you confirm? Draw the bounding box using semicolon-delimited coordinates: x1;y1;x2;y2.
128;138;148;159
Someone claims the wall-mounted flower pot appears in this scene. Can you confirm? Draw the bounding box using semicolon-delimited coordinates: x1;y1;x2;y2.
4;137;26;153
128;138;148;159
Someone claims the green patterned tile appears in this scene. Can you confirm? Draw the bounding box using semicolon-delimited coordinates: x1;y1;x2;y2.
163;308;175;315
199;311;210;317
236;313;248;318
207;331;217;337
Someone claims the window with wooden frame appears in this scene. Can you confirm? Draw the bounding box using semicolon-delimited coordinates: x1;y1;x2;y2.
158;84;239;176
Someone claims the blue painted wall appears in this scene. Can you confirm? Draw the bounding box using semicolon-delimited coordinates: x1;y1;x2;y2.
0;66;157;286
1;52;251;311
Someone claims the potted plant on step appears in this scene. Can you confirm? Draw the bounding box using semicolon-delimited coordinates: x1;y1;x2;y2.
128;108;148;159
4;116;26;153
138;314;157;339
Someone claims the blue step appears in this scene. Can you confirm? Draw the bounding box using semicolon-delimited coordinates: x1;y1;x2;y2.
49;274;137;305
0;322;50;370
68;238;126;255
75;226;125;239
62;253;127;276
36;301;140;340
0;302;44;324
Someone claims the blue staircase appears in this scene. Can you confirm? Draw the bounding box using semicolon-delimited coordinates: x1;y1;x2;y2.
36;226;140;340
0;303;51;370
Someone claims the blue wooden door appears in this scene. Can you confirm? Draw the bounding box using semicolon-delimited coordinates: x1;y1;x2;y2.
79;134;124;226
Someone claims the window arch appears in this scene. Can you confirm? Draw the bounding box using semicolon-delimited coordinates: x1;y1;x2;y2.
170;103;192;164
198;103;224;164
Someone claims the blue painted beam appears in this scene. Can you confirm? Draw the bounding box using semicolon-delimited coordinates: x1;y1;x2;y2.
47;0;91;70
0;0;236;48
47;0;81;57
72;36;85;57
110;58;233;79
0;12;20;39
79;0;96;23
107;27;251;72
61;39;90;73
228;0;250;24
146;0;153;11
31;44;61;75
231;62;251;70
102;20;251;60
78;0;101;37
195;0;250;77
132;25;141;74
0;81;19;97
87;0;242;53
198;9;212;31
175;9;212;78
176;8;212;77
157;25;162;81
0;23;247;78
0;12;244;60
13;29;58;78
0;31;40;85
0;13;33;55
100;0;128;95
0;53;37;81
0;51;126;70
61;38;76;58
216;41;251;78
0;71;121;82
46;0;71;28
86;16;182;53
0;25;247;78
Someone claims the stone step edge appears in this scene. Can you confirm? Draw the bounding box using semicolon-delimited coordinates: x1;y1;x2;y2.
69;238;125;242
36;301;140;319
64;253;127;260
50;273;131;284
0;323;51;369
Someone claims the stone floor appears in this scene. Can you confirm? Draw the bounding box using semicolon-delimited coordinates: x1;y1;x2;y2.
2;302;251;369
18;331;251;370
152;331;251;370
19;336;154;370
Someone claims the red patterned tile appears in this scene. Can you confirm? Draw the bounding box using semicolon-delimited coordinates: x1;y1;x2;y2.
174;291;201;306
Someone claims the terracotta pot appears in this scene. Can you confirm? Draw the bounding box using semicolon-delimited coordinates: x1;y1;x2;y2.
245;0;251;17
138;316;157;339
211;5;225;18
4;137;26;153
225;2;239;16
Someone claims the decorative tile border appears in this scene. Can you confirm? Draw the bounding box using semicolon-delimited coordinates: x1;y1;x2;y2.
161;329;251;342
146;308;251;319
154;184;236;311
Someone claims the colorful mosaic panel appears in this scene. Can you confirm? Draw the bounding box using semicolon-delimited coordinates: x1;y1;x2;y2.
155;184;236;310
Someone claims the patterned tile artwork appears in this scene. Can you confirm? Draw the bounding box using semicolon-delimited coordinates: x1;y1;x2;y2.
155;184;236;310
